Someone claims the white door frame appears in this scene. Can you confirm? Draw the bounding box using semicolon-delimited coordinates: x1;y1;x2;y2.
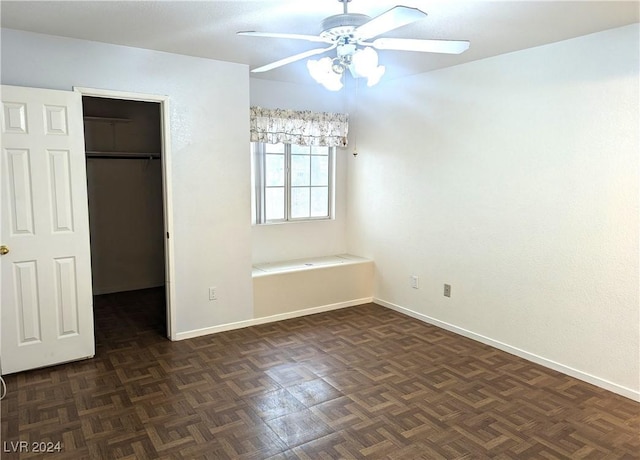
74;87;177;340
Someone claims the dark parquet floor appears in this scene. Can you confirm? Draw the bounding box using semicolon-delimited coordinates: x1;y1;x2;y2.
1;288;639;459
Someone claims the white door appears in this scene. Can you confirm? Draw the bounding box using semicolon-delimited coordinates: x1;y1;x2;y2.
1;85;94;374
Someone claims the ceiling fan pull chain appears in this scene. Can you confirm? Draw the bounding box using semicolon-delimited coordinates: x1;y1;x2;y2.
352;76;359;156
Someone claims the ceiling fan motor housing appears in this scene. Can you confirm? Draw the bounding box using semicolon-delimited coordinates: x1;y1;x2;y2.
320;13;371;42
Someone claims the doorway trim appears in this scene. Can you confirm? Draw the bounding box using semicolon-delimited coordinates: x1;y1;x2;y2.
74;86;177;340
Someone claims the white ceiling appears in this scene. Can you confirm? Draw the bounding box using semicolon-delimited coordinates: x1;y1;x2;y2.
1;1;638;85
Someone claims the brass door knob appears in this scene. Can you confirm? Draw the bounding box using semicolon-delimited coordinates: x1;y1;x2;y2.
0;245;9;255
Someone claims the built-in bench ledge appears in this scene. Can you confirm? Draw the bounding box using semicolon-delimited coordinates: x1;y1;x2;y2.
252;254;371;277
252;254;374;319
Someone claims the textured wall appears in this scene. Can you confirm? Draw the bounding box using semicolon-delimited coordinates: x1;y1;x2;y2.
86;158;165;294
347;24;639;398
1;28;253;334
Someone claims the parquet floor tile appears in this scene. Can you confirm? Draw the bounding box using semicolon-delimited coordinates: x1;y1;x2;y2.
2;288;638;459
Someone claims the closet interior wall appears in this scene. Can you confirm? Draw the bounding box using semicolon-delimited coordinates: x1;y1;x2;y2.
83;97;165;295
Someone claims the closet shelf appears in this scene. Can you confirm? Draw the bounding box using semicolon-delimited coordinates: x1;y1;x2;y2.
86;151;160;159
83;116;131;123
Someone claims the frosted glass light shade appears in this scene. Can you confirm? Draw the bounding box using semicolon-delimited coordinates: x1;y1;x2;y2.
366;65;385;87
350;47;378;77
308;47;384;90
307;57;343;91
349;47;385;87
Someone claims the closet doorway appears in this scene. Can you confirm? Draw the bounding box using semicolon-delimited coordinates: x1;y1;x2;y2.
77;87;175;340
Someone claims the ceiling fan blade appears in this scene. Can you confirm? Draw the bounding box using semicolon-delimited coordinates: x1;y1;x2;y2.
237;31;331;44
251;45;336;73
371;38;470;54
355;6;427;41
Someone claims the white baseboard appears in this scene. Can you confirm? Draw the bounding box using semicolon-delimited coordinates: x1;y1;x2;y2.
375;298;640;402
175;297;373;341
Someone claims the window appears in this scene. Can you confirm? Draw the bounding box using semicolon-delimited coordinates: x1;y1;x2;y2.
252;143;333;224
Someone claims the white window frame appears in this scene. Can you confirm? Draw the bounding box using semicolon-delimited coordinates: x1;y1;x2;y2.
252;142;334;224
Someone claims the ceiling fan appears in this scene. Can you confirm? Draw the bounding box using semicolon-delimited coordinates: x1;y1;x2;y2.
238;0;470;90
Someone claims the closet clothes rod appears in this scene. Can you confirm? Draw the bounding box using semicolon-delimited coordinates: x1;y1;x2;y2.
86;152;160;160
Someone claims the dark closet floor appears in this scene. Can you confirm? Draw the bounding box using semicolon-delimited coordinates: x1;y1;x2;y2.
93;287;167;343
1;289;639;459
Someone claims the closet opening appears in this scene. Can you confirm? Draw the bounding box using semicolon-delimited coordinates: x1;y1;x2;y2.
82;95;169;339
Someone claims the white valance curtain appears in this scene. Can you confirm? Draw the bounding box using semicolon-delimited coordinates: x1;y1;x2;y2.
250;106;349;147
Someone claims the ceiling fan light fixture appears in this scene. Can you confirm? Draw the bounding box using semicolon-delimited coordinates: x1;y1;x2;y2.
308;46;384;90
331;58;346;74
366;64;385;87
349;47;378;77
307;57;344;91
349;47;385;87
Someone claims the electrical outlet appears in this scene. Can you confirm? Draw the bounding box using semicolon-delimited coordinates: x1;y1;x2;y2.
411;275;419;289
444;284;451;297
209;287;217;301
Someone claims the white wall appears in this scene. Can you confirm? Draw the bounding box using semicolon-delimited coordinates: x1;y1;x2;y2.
347;24;640;399
253;260;374;318
249;78;351;264
86;158;165;294
1;29;253;334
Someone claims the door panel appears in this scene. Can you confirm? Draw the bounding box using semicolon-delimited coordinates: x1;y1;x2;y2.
6;148;35;234
1;85;94;374
14;260;41;343
49;149;75;232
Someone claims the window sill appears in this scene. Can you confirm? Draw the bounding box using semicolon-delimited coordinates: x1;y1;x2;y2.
252;217;334;227
252;254;371;277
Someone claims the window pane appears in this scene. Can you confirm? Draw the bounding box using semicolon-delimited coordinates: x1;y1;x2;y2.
265;187;285;220
265;154;284;186
291;144;309;154
254;142;332;224
291;187;310;219
311;187;329;217
266;143;285;153
291;155;310;187
311;145;329;155
311;156;328;186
